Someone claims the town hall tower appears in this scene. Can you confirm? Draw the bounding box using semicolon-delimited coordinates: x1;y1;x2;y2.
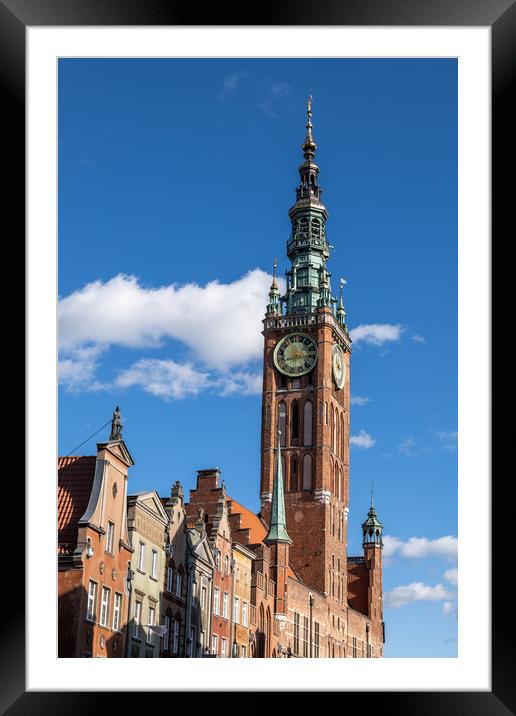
260;97;351;603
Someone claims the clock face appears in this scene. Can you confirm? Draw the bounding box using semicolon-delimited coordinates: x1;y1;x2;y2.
273;333;318;377
332;343;346;389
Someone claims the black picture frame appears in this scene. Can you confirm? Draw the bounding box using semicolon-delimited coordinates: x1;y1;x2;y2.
6;0;507;712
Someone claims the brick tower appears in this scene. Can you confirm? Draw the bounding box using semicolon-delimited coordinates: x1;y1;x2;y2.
260;97;351;601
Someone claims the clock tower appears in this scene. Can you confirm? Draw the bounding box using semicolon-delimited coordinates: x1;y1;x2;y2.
260;98;351;601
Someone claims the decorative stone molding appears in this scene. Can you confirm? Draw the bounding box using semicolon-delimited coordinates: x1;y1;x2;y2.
313;489;331;504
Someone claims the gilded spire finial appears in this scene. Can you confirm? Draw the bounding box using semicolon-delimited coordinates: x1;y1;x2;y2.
302;94;316;160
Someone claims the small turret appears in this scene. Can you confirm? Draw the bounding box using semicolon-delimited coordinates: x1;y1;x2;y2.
266;257;281;316
362;489;383;548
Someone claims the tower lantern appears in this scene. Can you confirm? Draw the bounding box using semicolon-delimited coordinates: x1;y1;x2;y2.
361;494;384;548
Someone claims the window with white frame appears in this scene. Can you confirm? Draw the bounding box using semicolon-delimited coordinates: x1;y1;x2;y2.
213;588;220;615
147;606;155;644
240;645;246;658
233;597;240;624
176;570;183;597
173;620;180;654
222;592;228;619
221;638;227;658
224;556;229;574
99;587;110;627
112;593;122;631
133;601;142;639
86;580;97;622
138;542;146;572
201;586;207;611
106;521;115;554
212;633;218;656
167;566;173;593
242;601;248;627
150;549;158;579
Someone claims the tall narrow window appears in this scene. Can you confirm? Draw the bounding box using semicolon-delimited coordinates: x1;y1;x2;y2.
303;401;313;446
222;592;229;619
173;620;180;654
138;542;145;572
290;455;298;492
147;607;155;644
340;413;345;459
106;521;114;554
278;402;287;446
212;634;218;656
302;616;309;657
302;453;312;490
336;417;340;458
101;591;112;632
213;588;220;616
112;593;122;631
242;601;248;627
314;622;320;657
331;408;335;453
151;549;158;579
163;615;171;651
293;612;300;655
86;580;97;622
133;601;142;639
291;401;299;441
221;638;227;658
233;597;240;624
176;570;183;597
167;566;174;593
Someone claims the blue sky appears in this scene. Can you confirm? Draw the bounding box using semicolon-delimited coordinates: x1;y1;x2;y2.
58;58;457;657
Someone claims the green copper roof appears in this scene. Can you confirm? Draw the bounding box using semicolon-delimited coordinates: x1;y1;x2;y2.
264;431;292;545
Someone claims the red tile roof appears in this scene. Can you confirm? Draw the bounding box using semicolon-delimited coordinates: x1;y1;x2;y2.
227;497;267;544
347;558;369;616
58;456;96;554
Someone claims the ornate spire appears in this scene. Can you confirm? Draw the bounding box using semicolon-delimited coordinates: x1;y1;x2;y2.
266;257;281;316
337;278;347;326
302;94;317;161
264;429;292;545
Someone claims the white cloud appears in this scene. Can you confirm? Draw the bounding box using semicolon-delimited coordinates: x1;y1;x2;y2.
411;333;426;343
219;71;248;100
258;78;291;117
383;535;458;561
350;323;404;346
349;430;375;449
444;568;458;586
114;359;262;401
384;581;454;608
442;601;458;617
350;395;371;406
116;359;212;400
58;345;108;392
59;269;280;370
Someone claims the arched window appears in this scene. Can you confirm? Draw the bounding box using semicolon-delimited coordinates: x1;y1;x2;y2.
278;402;287;447
340;413;345;460
302;453;312;490
325;402;328;425
303;401;313;446
331;407;335;453
291;401;299;441
290;455;298;492
336;416;340;457
338;466;342;501
334;463;339;496
312;218;321;237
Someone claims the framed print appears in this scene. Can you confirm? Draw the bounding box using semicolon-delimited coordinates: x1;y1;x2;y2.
4;0;509;711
